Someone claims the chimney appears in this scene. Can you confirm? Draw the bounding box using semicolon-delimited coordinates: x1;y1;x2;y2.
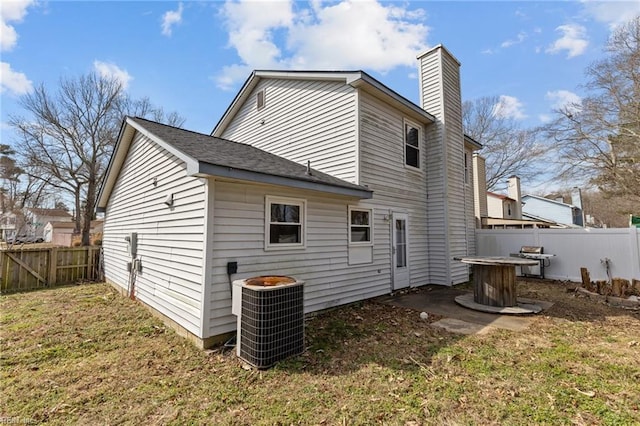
417;45;466;284
473;154;488;226
571;187;585;226
507;175;522;219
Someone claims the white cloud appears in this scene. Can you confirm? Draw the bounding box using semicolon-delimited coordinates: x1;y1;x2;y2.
0;0;34;51
161;2;183;37
580;0;640;29
546;24;588;58
93;61;133;89
538;113;552;123
492;95;527;120
501;31;527;48
0;61;33;95
546;89;582;113
215;0;429;89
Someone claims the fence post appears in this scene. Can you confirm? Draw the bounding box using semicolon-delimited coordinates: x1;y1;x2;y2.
48;247;58;285
87;247;94;280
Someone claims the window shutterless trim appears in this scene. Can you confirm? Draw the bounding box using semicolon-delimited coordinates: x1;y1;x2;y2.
348;206;373;246
403;118;421;170
265;195;306;250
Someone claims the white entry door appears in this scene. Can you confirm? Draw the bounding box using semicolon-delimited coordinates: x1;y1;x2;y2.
391;212;410;290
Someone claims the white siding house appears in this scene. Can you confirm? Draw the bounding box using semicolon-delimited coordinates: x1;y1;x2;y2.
522;194;584;227
98;118;372;346
98;44;481;348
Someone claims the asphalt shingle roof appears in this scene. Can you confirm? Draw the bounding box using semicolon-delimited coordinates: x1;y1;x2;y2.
130;117;371;195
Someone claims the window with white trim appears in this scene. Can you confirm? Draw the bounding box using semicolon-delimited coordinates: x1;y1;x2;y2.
349;207;372;245
265;196;305;249
404;120;420;169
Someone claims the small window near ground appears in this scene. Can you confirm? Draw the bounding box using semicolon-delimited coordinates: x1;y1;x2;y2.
256;90;265;110
349;207;372;245
265;196;305;249
405;121;420;169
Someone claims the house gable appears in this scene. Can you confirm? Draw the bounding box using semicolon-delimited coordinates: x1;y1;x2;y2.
212;71;434;186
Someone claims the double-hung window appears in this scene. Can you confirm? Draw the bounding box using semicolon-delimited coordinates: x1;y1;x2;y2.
265;196;305;249
349;207;372;245
404;120;420;169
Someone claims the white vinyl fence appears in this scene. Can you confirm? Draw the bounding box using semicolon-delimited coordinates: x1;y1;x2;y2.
476;228;640;282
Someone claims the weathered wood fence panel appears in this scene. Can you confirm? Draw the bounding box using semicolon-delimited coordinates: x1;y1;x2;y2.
0;247;102;293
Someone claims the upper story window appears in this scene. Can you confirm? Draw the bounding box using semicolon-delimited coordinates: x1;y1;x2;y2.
349;207;372;245
256;89;266;110
265;196;305;249
404;120;420;169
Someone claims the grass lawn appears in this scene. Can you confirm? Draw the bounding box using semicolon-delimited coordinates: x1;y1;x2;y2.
2;280;639;425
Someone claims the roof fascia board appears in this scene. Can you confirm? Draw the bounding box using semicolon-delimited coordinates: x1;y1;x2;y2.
126;118;199;169
194;163;373;199
96;117;199;212
212;70;434;137
348;73;435;123
464;134;483;150
523;194;576;208
211;71;258;137
255;70;359;81
96;119;132;211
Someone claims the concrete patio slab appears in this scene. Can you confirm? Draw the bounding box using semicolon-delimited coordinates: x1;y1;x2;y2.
378;286;554;334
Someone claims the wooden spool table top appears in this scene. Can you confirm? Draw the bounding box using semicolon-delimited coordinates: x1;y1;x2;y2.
454;256;538;266
454;256;543;314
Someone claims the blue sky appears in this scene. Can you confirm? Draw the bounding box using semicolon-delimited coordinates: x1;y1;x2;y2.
2;0;639;187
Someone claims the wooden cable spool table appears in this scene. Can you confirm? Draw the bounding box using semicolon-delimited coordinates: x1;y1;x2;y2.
454;256;542;314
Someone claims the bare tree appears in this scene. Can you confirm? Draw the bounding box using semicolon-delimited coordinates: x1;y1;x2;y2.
463;96;547;191
544;16;640;202
10;72;185;245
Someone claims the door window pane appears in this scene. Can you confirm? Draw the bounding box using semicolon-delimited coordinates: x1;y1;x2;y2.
395;219;407;267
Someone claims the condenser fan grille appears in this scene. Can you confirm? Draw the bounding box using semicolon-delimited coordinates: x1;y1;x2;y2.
238;282;304;369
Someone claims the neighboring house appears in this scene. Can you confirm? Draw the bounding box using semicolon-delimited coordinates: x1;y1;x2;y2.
0;211;18;241
474;173;552;229
1;208;73;241
487;192;519;220
522;188;584;228
97;45;480;348
24;208;74;238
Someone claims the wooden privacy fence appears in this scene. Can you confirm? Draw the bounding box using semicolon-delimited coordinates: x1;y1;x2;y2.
0;246;102;293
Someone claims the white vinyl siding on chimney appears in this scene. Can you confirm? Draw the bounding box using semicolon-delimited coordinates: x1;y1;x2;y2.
418;46;468;285
464;146;476;255
219;78;358;184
